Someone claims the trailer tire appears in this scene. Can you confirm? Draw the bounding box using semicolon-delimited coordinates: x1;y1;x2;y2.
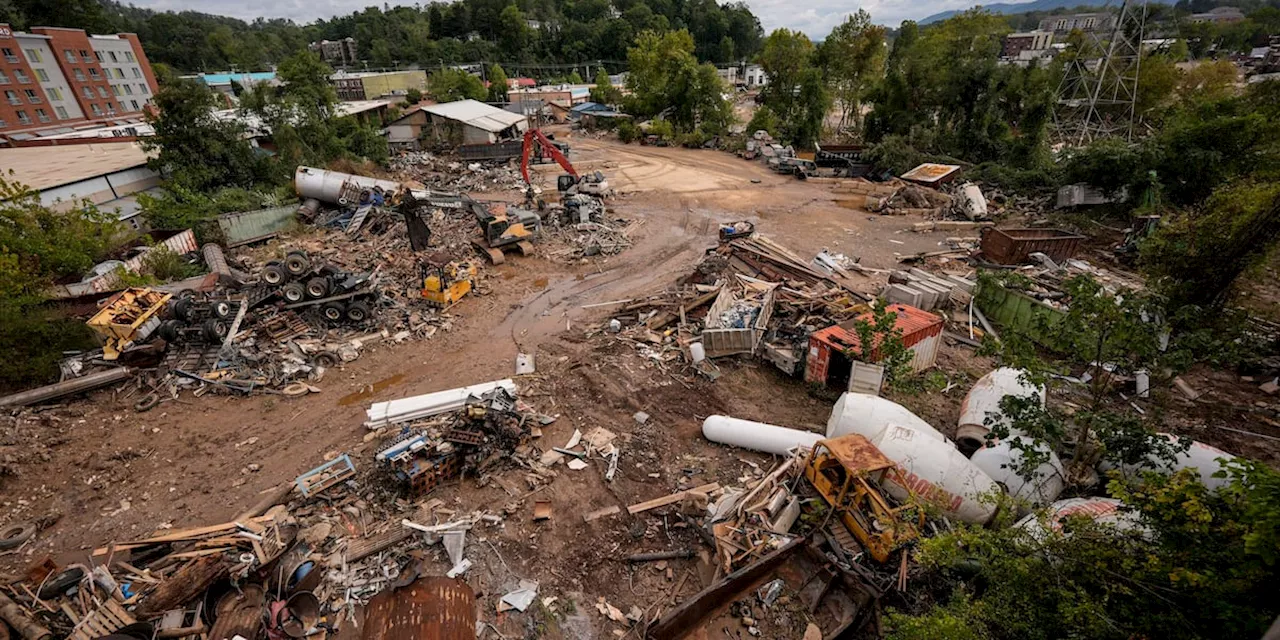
321;302;346;323
202;318;229;342
282;282;306;303
212;300;235;319
158;319;184;342
0;522;35;550
284;252;311;277
346;301;371;323
262;263;287;286
305;277;331;299
313;351;341;368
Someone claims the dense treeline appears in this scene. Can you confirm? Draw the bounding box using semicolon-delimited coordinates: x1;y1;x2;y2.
0;0;762;73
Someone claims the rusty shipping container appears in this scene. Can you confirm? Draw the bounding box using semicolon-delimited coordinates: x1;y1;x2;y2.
980;228;1085;265
805;303;943;387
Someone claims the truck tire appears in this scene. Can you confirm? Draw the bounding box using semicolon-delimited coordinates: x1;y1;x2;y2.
313;351;340;368
262;262;287;286
305;277;331;299
321;302;346;323
212;300;235;319
201;318;229;342
171;297;194;322
282;282;306;303
284;252;311;277
158;319;184;342
0;522;35;550
346;301;371;323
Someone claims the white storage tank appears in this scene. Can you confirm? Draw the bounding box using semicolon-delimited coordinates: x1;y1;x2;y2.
702;416;823;457
1015;497;1145;538
827;392;950;444
863;422;1000;525
970;434;1066;508
1100;435;1237;491
956;368;1044;451
294;166;403;205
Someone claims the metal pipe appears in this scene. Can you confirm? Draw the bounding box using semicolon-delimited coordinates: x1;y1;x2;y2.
625;549;694;563
0;368;135;407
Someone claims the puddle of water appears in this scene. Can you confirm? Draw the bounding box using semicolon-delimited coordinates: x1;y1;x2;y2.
338;373;406;406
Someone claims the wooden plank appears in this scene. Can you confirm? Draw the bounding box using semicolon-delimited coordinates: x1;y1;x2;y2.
582;506;621;522
92;515;274;556
344;526;411;563
627;483;720;515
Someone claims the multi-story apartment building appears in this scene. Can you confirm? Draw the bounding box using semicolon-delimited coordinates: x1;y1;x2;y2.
0;23;158;137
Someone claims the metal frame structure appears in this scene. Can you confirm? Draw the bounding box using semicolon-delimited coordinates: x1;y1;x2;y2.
1053;0;1150;145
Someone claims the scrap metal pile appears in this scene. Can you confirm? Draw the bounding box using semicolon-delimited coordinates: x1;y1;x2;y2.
389;151;527;193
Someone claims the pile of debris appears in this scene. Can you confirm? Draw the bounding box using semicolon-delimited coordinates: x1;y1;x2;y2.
390;151;527;193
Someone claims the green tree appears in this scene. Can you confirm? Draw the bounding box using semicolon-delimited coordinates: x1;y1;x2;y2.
404;87;423;104
487;64;509;102
760;28;830;148
429;68;487;102
0;176;118;389
590;68;623;106
497;5;531;59
625;29;734;134
818;10;886;138
141;77;262;193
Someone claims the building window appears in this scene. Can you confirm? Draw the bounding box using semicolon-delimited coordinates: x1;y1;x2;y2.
94;51;104;62
130;100;139;110
1;48;16;63
125;51;135;62
114;68;125;79
109;51;118;62
46;87;62;101
106;104;115;115
23;48;42;63
23;88;40;103
112;85;121;96
0;119;6;128
132;68;142;78
123;84;132;95
35;108;49;122
14;70;29;84
82;87;94;99
35;68;49;82
79;49;92;62
74;69;85;82
98;86;108;98
64;49;76;63
89;68;99;79
55;105;68;119
16;110;30;124
0;71;8;84
4;90;19;105
91;104;102;115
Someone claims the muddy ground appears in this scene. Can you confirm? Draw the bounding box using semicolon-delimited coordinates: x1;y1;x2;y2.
3;135;1279;639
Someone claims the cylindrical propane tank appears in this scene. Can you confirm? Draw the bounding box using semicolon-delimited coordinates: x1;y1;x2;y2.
827;392;950;443
702;416;823;457
956;368;1044;451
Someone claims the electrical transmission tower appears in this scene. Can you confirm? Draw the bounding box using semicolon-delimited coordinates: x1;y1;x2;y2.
1053;0;1149;146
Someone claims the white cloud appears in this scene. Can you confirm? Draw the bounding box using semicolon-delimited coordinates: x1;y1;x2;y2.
122;0;996;38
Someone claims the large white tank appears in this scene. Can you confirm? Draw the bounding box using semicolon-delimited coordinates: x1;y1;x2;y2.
1099;435;1237;491
1015;497;1146;539
970;434;1065;508
702;416;823;457
294;166;403;204
957;368;1044;451
827;393;950;444
864;422;1000;525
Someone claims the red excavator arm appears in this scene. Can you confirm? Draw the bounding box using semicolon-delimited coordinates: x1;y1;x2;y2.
520;129;578;185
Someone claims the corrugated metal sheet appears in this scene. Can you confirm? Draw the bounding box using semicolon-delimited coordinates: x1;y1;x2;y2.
218;205;298;247
806;303;944;384
423;99;527;133
362;577;475;640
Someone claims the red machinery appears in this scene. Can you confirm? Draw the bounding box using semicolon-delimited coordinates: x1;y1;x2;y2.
520;129;577;186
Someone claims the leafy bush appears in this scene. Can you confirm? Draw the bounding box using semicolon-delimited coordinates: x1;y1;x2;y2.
745;105;780;138
140;246;200;282
970;161;1056;194
647;118;675;140
617;119;640;143
865;135;926;176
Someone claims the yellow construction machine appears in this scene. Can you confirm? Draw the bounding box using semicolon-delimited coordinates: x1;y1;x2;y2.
802;434;922;563
87;288;174;360
420;259;477;307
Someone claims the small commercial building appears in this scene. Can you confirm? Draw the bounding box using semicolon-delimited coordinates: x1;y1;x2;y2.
331;70;427;101
1189;6;1246;23
0;141;158;226
1038;13;1117;34
388;99;528;149
1003;31;1053;58
191;71;278;97
506;84;591;107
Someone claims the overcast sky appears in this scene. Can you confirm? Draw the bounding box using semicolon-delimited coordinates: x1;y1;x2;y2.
124;0;998;38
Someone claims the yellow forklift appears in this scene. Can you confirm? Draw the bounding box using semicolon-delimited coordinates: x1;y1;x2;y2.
801;434;923;563
420;258;477;307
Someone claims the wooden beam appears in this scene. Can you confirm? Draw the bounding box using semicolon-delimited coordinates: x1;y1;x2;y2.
627;483;720;515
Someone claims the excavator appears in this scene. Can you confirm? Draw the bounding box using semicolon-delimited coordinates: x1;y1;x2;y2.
519;129;608;200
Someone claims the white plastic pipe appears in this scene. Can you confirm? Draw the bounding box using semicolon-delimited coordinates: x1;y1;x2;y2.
864;421;1000;525
827;392;950;444
956;368;1044;451
702;416;822;456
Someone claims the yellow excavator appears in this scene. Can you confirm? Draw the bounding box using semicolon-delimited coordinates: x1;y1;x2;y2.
420;259;477;307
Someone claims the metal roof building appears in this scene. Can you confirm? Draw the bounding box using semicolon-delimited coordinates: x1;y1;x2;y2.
0;141;158;225
415;99;528;145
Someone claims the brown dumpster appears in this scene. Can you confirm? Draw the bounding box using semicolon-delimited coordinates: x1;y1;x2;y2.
980;228;1085;265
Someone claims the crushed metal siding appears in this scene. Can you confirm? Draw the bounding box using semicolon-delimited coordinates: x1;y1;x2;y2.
218;205;298;247
362;577;475;640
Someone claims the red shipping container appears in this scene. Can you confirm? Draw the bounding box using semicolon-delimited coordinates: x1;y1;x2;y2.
805;304;943;386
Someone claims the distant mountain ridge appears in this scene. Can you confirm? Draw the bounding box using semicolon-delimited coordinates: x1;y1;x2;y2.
919;0;1170;24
